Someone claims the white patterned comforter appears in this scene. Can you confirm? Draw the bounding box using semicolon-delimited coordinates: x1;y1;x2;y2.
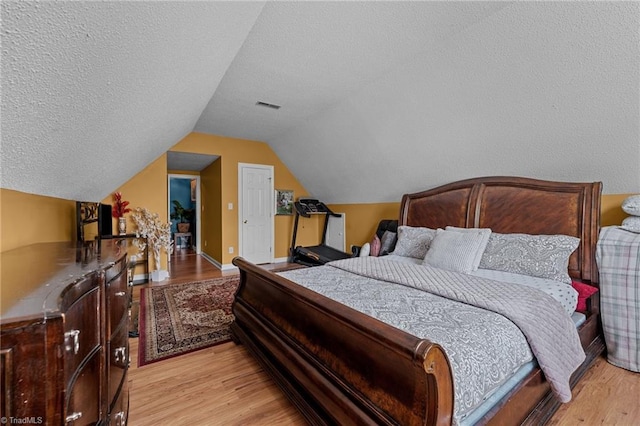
279;256;584;424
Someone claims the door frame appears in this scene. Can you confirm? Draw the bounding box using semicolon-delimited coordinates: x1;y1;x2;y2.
167;173;201;254
238;163;274;263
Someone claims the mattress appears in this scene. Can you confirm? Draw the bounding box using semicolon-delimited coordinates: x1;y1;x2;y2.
280;256;581;424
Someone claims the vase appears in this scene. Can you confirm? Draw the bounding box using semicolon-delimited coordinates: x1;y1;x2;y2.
150;269;168;282
118;217;126;235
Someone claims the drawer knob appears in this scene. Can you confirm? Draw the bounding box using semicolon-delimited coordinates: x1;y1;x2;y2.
115;291;127;297
64;329;80;354
65;411;82;423
114;346;127;363
114;410;126;426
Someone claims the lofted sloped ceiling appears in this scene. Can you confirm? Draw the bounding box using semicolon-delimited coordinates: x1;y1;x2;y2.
1;1;266;201
2;1;639;204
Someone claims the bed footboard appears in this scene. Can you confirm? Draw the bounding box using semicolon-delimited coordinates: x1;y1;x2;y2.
231;257;454;426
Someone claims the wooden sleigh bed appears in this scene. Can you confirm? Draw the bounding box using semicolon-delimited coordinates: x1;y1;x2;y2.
231;176;604;425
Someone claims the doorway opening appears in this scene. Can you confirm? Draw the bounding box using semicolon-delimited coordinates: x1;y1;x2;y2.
168;174;200;255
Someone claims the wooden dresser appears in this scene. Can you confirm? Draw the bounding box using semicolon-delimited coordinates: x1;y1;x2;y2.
1;240;130;425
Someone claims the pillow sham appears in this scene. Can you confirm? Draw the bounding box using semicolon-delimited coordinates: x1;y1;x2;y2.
479;232;580;284
379;230;397;256
621;216;640;233
621;195;640;216
423;228;491;273
392;226;436;259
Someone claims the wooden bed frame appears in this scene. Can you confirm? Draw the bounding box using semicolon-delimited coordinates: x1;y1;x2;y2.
231;176;604;426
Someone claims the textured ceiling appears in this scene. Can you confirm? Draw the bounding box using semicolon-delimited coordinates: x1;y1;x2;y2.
167;151;218;172
1;1;265;201
2;1;639;204
195;1;508;142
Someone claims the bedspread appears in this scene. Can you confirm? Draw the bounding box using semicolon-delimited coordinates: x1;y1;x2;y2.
328;256;585;403
281;263;534;422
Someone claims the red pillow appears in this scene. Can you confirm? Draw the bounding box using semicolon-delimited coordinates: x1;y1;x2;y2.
571;280;598;312
370;235;381;257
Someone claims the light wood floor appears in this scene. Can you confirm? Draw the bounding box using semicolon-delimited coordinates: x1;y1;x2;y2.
128;250;639;425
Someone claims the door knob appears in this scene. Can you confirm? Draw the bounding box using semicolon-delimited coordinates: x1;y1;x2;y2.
243;220;247;223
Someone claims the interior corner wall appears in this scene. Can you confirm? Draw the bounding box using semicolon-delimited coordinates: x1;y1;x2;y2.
601;194;634;227
102;154;169;273
171;132;317;265
0;188;75;253
327;202;400;251
200;158;222;262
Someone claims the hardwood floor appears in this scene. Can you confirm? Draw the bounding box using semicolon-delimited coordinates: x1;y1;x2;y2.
128;250;639;425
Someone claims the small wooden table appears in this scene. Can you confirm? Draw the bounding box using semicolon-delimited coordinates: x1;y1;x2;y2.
174;232;192;249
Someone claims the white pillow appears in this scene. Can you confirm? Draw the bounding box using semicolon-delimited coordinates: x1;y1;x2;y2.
359;242;370;257
393;226;436;259
423;228;492;273
445;226;492;270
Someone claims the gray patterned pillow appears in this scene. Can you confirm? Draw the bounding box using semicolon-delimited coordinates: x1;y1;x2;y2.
478;233;580;284
622;195;640;216
621;216;640;233
392;226;436;259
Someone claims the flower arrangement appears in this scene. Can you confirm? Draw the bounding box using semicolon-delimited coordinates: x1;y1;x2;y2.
112;192;131;218
131;207;174;280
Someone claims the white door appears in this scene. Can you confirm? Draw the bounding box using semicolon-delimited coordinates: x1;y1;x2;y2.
239;164;273;264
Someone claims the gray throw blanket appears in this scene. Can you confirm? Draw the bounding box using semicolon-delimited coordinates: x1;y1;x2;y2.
329;257;585;403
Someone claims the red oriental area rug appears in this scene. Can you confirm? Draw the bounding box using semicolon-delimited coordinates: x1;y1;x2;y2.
138;275;239;366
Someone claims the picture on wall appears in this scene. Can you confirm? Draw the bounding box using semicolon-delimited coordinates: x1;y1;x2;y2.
275;189;294;215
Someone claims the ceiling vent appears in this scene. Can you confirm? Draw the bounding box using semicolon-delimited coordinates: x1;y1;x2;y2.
256;101;281;110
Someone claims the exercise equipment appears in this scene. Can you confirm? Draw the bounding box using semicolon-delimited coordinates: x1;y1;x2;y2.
289;198;352;266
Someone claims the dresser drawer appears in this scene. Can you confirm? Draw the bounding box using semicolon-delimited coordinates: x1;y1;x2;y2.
65;348;101;425
107;322;129;411
106;268;129;336
104;257;125;283
63;286;101;382
108;378;129;426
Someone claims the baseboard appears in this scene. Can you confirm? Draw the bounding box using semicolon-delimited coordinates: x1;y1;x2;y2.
199;253;290;271
132;274;148;285
200;252;238;272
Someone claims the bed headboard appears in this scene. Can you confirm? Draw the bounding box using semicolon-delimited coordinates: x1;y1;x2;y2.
399;176;602;284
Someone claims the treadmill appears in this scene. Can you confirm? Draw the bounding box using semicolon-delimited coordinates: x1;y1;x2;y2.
289;198;352;266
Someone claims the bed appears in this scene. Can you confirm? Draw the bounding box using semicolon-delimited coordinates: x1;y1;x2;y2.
231;176;604;425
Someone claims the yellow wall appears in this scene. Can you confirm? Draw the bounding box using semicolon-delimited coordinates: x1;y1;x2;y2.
170;132;317;264
328;202;400;251
201;158;222;261
601;194;631;227
331;194;632;250
0;189;75;253
101;155;169;272
0;142;634;268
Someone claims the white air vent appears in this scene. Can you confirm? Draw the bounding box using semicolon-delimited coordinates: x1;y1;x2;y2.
256;101;281;110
